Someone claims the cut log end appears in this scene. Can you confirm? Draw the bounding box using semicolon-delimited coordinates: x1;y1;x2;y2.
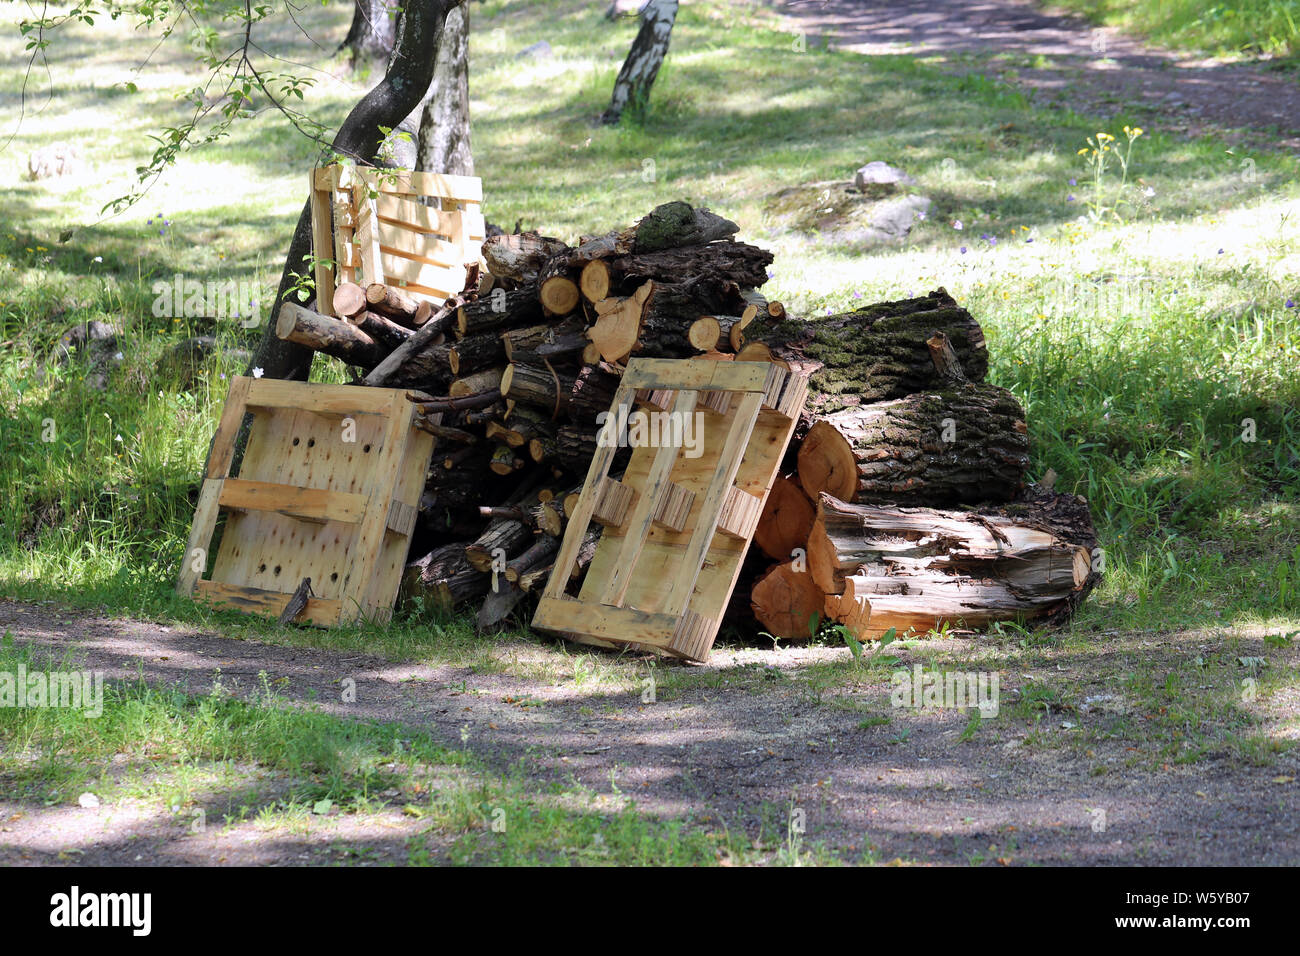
797;419;858;502
540;275;580;316
750;561;825;640
688;316;721;352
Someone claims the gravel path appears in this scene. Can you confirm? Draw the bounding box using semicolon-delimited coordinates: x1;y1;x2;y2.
781;0;1300;151
2;601;1296;865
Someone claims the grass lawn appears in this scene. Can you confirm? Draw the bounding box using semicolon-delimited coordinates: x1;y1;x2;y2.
0;0;1298;863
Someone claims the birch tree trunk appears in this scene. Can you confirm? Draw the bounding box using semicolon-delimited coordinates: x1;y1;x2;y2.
601;0;678;124
415;3;473;175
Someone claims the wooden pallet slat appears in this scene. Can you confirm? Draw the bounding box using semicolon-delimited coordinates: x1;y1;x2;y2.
532;358;809;662
176;376;435;627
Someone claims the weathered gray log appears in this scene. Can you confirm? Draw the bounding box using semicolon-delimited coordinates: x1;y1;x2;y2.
812;487;1099;638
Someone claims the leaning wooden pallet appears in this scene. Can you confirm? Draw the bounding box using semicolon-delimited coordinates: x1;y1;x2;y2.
309;163;486;316
176;376;435;626
532;357;809;662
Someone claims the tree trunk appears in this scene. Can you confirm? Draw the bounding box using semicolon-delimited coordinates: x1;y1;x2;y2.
811;487;1099;638
275;302;385;368
797;383;1030;506
415;3;473;175
601;0;679;124
340;0;399;69
402;541;489;609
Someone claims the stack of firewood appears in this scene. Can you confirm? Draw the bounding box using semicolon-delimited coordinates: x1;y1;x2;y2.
274;200;1099;642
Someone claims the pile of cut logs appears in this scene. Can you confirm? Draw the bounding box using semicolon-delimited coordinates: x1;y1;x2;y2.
275;201;1100;643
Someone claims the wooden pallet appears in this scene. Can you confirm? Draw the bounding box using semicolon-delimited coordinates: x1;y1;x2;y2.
532;358;809;662
176;376;435;626
309;164;486;316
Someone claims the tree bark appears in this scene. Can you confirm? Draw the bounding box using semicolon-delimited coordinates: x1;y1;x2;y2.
602;0;679;124
797;383;1030;506
275;302;385;368
756;289;990;416
415;3;473;175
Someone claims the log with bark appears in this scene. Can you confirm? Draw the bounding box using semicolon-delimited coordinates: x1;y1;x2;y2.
797;383;1030;506
276;302;385;368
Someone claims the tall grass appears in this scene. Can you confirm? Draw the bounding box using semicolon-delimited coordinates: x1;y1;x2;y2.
1051;0;1300;57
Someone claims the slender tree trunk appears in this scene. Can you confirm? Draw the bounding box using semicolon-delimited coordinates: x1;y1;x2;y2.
416;3;473;175
248;0;463;384
601;0;678;124
340;0;399;69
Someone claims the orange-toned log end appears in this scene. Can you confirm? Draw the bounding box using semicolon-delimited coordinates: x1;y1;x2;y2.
805;513;845;595
579;259;612;304
750;560;825;640
754;473;815;562
540;275;580;316
797;419;858;501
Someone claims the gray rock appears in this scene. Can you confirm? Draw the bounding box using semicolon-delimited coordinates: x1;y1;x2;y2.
866;194;932;240
518;41;553;59
854;161;916;190
159;335;250;390
28;142;84;181
54;320;118;362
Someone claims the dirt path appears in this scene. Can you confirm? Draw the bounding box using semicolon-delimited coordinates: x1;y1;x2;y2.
780;0;1300;151
2;601;1297;865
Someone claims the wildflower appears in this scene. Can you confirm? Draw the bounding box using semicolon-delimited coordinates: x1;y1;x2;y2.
113;352;124;361
1068;178;1077;186
852;291;862;299
959;246;967;254
252;367;265;379
1066;195;1076;202
114;434;123;443
953;220;963;230
92;256;102;263
1217;248;1224;255
1286;299;1296;309
1143;186;1155;197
